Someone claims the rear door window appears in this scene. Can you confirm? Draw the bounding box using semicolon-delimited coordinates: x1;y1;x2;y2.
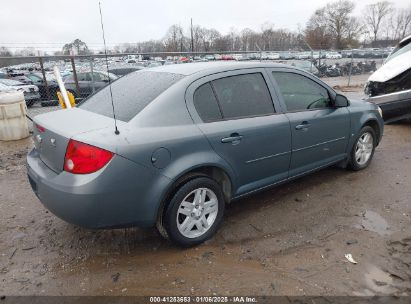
79;71;184;122
211;73;274;120
193;83;223;123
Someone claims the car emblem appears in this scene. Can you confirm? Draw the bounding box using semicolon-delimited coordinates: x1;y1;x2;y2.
50;138;56;147
35;134;42;143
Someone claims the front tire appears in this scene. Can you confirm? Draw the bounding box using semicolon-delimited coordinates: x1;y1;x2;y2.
162;177;225;247
349;126;376;171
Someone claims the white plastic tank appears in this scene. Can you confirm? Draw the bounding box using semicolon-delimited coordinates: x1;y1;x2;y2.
0;91;29;141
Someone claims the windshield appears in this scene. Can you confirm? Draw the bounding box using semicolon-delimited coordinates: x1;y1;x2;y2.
385;40;411;63
79;71;184;122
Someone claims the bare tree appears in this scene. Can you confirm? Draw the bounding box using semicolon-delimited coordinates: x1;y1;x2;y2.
163;24;190;52
324;0;356;49
345;17;364;47
0;47;12;56
364;1;394;42
261;22;275;50
391;7;411;39
305;1;356;49
14;47;37;57
305;8;333;49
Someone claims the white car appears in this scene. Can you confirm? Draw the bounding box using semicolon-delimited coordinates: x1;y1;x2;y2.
214;54;222;60
232;54;243;61
325;52;342;59
365;35;411;123
0;79;40;106
260;52;269;60
295;52;311;59
204;55;215;61
267;52;280;60
0;83;17;93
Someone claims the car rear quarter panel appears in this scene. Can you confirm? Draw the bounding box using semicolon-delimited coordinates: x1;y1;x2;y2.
27;148;171;228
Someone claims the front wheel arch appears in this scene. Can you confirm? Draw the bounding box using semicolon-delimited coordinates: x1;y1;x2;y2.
363;119;381;145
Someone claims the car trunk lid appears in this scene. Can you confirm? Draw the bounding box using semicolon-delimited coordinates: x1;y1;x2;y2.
32;108;120;173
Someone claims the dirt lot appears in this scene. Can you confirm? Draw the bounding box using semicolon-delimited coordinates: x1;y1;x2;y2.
0;78;410;297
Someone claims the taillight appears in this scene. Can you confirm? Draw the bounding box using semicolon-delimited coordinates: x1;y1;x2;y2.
64;139;113;174
35;124;46;133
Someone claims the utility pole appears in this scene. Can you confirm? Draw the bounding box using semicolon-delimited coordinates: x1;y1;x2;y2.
190;18;194;53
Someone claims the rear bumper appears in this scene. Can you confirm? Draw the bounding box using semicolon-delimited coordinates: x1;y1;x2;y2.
27;148;171;229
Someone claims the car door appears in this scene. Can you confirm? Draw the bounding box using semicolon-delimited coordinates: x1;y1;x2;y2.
186;69;291;196
28;75;45;97
268;69;350;178
74;72;91;97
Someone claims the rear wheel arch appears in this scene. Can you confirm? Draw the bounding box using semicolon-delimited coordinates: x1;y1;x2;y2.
156;165;233;235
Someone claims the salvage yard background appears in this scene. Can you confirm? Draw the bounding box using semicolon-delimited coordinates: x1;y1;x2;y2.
0;76;410;296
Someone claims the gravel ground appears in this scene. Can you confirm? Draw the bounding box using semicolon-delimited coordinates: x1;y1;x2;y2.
0;77;410;297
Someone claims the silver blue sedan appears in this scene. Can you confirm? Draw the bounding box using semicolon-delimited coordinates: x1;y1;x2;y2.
27;62;384;247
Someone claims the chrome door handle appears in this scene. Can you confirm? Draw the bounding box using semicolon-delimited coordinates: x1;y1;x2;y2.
221;134;243;144
295;121;311;130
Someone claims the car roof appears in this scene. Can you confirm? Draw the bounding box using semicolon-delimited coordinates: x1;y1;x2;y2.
147;61;288;76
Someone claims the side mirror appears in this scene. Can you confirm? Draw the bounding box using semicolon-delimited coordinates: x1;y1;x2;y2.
334;94;349;107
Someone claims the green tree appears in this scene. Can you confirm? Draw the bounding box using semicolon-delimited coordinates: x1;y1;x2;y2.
62;39;90;55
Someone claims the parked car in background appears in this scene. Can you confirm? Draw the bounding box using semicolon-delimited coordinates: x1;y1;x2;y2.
279;52;294;60
295;52;311;59
204;55;215;61
0;83;17;93
290;60;320;76
0;71;7;79
7;72;33;84
214;54;222;60
108;66;144;77
267;52;280;60
221;55;234;60
64;71;118;98
232;54;243;61
148;62;163;68
341;50;353;58
27;72;59;100
260;52;269;60
325;52;342;59
28;62;383;247
365;35;411;123
0;78;40;106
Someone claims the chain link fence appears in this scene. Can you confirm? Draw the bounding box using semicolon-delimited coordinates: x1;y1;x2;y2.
0;49;388;108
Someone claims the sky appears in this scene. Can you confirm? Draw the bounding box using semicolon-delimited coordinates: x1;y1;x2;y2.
0;0;410;52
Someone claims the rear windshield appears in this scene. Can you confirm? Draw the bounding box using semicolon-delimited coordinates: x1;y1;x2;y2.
79;71;184;122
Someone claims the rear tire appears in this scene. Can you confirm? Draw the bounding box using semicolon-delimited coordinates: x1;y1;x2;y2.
348;126;376;171
162;177;225;247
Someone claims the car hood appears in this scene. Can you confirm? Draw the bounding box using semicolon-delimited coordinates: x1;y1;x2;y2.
14;84;38;91
368;50;411;82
